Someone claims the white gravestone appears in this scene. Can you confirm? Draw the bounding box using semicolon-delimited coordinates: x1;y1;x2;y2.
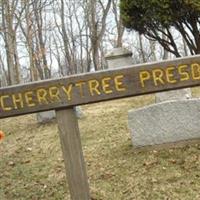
156;88;191;102
37;107;84;123
128;74;198;147
37;110;56;123
128;99;200;147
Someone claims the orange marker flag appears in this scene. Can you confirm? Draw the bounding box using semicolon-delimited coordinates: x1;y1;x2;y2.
0;131;5;141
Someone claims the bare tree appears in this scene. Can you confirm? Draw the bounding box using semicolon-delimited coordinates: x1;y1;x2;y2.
138;34;146;63
19;0;39;81
112;0;124;48
1;0;22;85
0;52;8;86
87;0;112;70
32;0;51;79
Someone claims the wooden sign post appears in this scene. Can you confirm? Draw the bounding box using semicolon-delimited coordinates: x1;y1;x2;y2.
56;108;90;199
1;55;200;199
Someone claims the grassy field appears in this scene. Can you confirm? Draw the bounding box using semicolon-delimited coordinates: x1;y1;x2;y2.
1;90;200;200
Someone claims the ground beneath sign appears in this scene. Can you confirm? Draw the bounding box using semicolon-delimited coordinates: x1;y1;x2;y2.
0;93;200;200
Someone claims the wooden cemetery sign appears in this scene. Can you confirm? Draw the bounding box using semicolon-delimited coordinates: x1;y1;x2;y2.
1;55;200;199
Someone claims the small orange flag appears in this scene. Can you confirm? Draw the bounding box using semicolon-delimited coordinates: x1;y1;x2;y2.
0;131;5;141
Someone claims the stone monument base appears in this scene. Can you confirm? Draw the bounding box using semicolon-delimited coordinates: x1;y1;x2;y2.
128;99;200;147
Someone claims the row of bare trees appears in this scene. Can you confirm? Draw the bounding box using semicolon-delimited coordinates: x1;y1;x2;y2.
0;0;190;87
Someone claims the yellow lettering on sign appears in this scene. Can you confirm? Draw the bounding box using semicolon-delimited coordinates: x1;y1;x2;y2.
25;91;35;107
166;66;177;83
0;95;12;111
178;65;189;81
75;82;86;97
12;93;24;109
102;77;113;94
36;89;48;104
62;84;73;100
49;86;60;102
88;79;101;96
191;63;200;80
114;75;126;92
152;69;164;86
140;71;150;88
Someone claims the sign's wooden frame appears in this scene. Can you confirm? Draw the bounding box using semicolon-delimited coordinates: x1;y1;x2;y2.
1;55;200;199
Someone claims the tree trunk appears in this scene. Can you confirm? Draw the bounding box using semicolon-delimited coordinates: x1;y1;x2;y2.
138;34;146;63
2;0;21;85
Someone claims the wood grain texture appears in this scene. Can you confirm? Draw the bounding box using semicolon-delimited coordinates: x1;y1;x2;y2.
1;55;200;118
56;108;90;200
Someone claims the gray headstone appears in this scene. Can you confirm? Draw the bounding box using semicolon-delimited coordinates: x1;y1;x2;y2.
37;106;84;123
37;110;56;123
156;88;192;103
128;99;200;147
74;107;85;119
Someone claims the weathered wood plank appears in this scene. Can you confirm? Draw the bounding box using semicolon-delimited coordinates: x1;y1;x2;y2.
1;55;200;118
56;108;90;200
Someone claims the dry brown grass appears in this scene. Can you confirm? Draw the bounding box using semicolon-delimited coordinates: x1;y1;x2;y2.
0;93;200;200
